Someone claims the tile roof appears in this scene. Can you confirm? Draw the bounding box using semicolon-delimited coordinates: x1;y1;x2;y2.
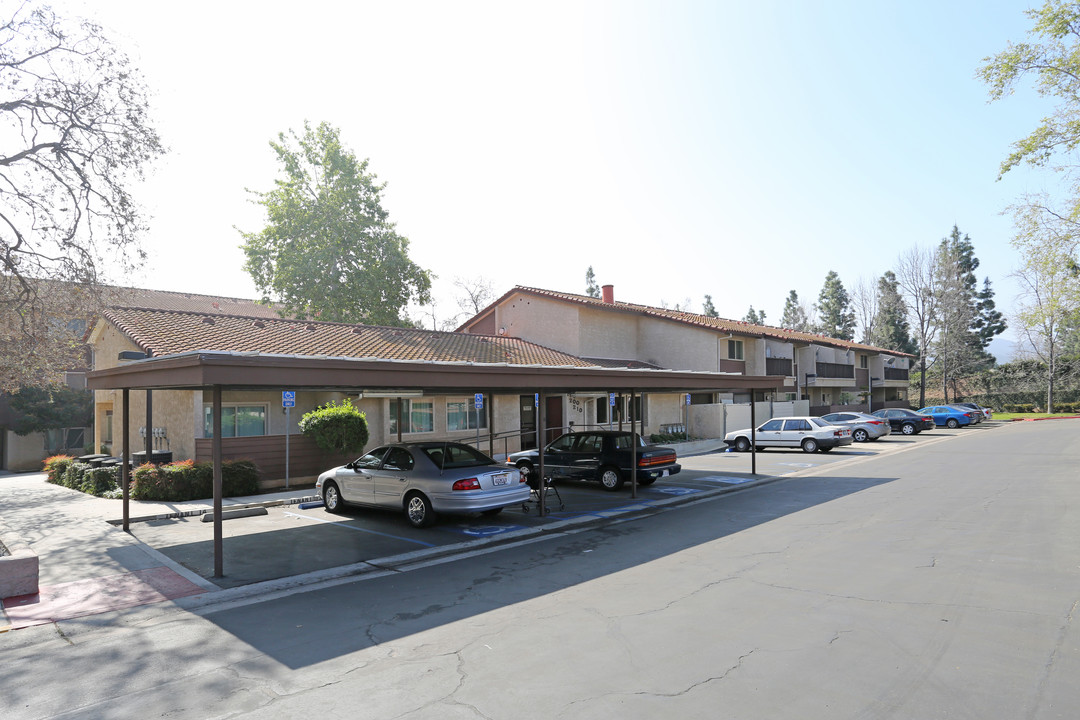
103;307;602;367
478;286;913;357
103;286;283;318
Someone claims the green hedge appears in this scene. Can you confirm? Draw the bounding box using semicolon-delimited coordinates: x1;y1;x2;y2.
1001;401;1080;413
42;456;261;501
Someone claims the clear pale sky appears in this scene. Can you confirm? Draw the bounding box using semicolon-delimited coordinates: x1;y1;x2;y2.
55;0;1055;360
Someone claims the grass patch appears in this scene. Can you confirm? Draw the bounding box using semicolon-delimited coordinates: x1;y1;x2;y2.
992;412;1080;422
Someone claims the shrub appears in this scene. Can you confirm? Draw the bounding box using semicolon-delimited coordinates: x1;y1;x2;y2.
650;432;689;444
80;467;119;496
62;461;91;490
130;458;260;502
43;454;75;484
299;399;369;454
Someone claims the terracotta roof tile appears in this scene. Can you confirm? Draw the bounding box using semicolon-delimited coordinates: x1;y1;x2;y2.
104;307;600;367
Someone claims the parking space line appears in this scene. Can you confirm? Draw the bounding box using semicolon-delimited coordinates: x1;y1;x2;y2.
283;511;436;547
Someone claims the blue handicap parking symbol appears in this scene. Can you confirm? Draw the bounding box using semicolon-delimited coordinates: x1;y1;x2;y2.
446;524;523;537
650;487;702;496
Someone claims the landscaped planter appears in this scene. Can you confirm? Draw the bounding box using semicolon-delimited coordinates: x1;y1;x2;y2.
0;518;38;600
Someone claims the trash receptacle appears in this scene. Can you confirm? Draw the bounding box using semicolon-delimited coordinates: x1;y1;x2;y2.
131;450;173;465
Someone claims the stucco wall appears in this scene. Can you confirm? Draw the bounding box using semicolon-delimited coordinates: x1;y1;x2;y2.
3;430;50;472
577;306;639;361
497;294;582;355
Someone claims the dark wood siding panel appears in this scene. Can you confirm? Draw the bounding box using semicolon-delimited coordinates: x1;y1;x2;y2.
195;434;355;480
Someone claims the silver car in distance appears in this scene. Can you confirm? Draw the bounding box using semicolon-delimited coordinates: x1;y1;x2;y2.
316;442;530;528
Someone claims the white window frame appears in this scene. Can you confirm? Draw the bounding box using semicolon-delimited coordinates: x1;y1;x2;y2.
203;403;269;438
446;397;488;432
389;398;435;435
728;339;744;361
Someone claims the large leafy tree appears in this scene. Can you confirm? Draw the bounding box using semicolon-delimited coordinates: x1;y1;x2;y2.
979;1;1080;279
869;271;917;354
979;1;1080;182
1009;199;1080;411
780;290;811;332
241;121;431;326
1;4;164;391
814;271;856;340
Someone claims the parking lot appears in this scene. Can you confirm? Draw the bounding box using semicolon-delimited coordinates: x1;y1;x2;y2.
128;424;991;588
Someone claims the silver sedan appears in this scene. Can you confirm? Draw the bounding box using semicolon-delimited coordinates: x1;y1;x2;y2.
316;442;530;528
820;412;892;442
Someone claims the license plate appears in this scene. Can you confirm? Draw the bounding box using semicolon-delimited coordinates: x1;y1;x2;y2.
492;473;509;486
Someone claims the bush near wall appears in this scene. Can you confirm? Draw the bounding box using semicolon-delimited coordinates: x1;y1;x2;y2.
42;456;260;501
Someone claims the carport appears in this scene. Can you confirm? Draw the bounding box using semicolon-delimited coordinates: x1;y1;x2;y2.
88;350;784;578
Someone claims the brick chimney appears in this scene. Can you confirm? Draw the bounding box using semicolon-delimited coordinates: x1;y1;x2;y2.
602;284;614;304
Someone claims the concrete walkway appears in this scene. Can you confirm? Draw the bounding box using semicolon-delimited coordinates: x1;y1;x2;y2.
0;473;320;630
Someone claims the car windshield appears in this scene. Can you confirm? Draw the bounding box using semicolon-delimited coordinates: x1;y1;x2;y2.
421;444;494;469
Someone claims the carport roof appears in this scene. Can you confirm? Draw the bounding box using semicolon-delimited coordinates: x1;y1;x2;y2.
86;350;785;394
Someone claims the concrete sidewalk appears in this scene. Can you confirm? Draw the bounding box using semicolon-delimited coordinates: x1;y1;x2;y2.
0;473;321;630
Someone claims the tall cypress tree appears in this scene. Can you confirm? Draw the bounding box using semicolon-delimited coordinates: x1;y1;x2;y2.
781;290;811;331
815;271;856;340
870;271;917;354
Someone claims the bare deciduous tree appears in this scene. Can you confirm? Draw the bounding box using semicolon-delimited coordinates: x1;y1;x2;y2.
895;246;939;408
1;3;164;390
851;276;879;344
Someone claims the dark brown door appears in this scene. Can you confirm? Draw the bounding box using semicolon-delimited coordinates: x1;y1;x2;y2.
519;395;536;450
545;396;563;444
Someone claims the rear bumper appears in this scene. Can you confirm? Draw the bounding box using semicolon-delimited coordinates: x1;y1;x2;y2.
641;463;681;479
819;436;853;449
430;485;531;513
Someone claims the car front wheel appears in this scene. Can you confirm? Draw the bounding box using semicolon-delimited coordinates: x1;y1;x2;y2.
599;466;624;491
801;438;819;453
323;481;343;514
734;437;751;452
901;423;916;435
405;492;436;528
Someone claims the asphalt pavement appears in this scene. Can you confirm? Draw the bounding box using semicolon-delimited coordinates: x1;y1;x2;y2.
0;425;991;630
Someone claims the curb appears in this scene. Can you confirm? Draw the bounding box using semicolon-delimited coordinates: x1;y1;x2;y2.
106;495;321;526
171;473;784;615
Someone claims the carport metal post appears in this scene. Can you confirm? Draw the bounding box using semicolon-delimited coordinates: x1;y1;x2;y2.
145;389;153;463
396;398;403;443
122;388;130;532
630;389;638;499
750;393;757;476
536;391;546;516
486;390;494;458
213;385;224;578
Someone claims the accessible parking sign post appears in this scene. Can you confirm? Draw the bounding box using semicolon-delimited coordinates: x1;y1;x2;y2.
283;390;295;488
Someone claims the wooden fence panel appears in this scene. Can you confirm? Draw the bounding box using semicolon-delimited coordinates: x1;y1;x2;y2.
195;434;355;481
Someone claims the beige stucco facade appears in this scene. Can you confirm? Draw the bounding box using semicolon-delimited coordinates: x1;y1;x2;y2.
465;288;915;413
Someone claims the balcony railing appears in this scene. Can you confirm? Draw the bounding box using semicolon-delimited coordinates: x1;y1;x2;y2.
815;361;854;379
765;357;793;376
884;367;909;381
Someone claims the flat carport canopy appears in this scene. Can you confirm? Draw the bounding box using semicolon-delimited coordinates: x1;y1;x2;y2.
88;350;785;577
